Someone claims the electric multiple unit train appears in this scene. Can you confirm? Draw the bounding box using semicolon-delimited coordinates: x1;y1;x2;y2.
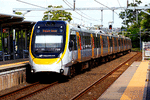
29;21;132;77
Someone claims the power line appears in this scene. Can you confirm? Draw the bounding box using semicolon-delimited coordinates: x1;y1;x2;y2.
63;0;90;21
116;0;124;10
94;0;119;16
16;0;47;9
117;0;122;8
65;0;100;21
63;0;100;22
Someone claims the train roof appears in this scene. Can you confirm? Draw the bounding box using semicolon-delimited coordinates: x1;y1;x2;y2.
35;21;131;40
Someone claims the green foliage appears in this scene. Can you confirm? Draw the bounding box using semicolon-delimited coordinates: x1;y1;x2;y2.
119;0;142;27
119;0;150;48
15;12;22;15
140;9;150;29
42;5;72;22
131;48;141;52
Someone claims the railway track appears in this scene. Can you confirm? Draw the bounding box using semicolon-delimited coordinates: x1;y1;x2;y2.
0;81;58;100
0;52;141;100
70;52;141;100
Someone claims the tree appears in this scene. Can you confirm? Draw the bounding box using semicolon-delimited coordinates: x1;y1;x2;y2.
140;5;150;30
119;0;150;48
15;12;22;15
42;5;72;22
119;0;142;27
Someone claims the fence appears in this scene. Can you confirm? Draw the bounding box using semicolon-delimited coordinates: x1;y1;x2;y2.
142;42;150;60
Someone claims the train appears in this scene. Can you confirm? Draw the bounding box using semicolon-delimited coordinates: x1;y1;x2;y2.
29;21;132;77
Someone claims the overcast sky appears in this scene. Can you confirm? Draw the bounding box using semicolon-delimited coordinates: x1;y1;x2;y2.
0;0;149;28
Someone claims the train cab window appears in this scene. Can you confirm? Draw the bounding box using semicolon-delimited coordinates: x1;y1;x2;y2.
69;31;77;51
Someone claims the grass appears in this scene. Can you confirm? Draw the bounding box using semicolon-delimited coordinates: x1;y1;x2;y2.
131;48;141;52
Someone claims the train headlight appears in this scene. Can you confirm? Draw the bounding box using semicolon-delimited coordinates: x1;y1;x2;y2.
31;69;35;73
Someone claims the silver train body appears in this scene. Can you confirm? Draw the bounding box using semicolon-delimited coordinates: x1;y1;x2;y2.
29;21;132;76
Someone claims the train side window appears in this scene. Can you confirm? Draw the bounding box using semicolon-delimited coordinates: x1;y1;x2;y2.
83;32;91;49
114;37;117;47
82;34;86;49
103;35;108;48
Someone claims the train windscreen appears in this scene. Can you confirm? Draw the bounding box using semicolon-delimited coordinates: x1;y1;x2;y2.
31;21;66;58
34;35;63;53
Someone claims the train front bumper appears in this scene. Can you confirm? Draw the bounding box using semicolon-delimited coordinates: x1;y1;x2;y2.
30;61;62;73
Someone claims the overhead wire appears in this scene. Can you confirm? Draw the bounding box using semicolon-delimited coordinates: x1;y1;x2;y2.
63;0;101;22
64;0;100;21
16;0;93;24
117;0;122;8
94;0;119;16
63;0;91;21
116;0;125;10
16;0;47;9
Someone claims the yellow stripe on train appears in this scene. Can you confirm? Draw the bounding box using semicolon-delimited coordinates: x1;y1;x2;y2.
33;58;58;65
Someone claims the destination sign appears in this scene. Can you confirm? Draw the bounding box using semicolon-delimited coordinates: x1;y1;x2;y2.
43;29;57;33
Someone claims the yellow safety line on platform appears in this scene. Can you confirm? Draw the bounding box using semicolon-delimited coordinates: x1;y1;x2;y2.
120;61;149;100
0;61;29;67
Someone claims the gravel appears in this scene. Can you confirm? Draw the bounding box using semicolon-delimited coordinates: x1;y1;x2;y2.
25;52;137;100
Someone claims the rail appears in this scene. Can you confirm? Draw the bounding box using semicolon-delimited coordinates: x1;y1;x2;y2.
0;81;58;100
70;52;140;100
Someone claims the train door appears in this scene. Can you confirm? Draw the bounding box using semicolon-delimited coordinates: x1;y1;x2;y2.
109;36;113;54
107;36;110;54
69;30;78;62
112;37;115;53
121;38;124;51
76;32;81;62
93;33;97;58
100;35;103;56
91;34;94;58
97;34;101;57
117;37;119;52
119;38;121;51
123;38;125;50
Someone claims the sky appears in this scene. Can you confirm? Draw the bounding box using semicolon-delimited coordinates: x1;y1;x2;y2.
0;0;149;28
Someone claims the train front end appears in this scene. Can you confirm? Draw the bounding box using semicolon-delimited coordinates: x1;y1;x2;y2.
29;21;69;75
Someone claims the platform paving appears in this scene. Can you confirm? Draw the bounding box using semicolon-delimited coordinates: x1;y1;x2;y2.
0;58;29;70
98;61;149;100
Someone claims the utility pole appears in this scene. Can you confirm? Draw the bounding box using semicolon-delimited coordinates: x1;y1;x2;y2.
101;10;103;27
73;0;76;11
127;0;128;8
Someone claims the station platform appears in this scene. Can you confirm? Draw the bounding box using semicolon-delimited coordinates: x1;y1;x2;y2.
0;58;29;70
98;60;150;100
